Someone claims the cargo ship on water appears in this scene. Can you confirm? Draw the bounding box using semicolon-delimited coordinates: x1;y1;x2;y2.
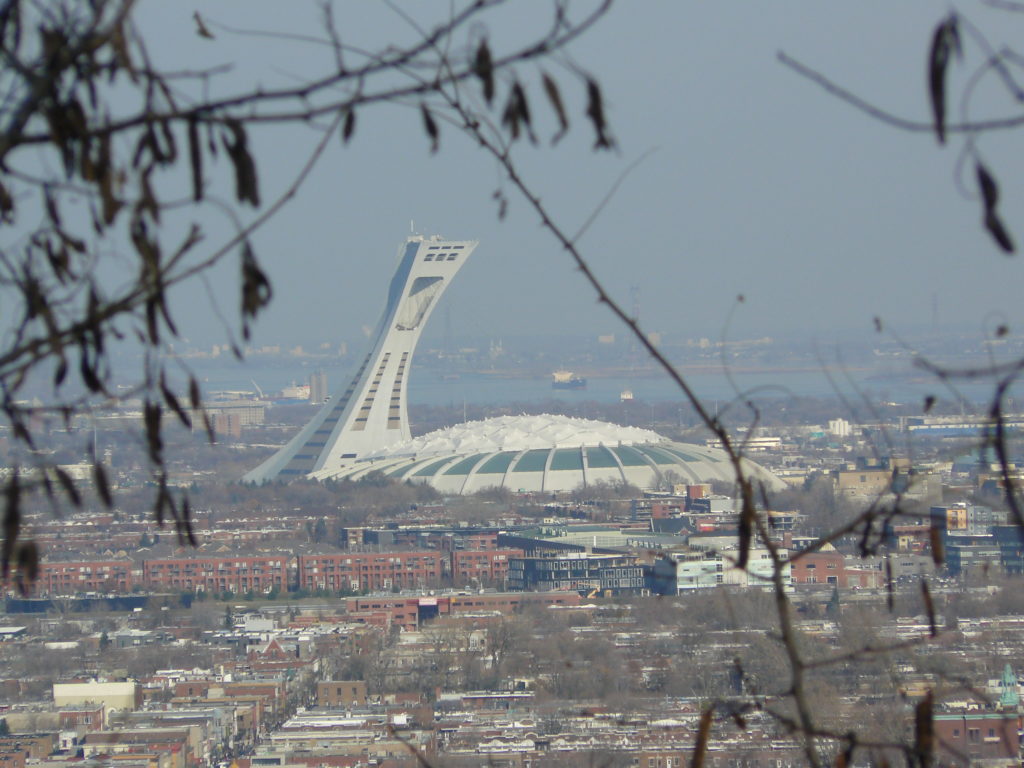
552;370;587;390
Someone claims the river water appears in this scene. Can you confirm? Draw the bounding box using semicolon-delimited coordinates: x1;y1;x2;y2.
192;358;1018;407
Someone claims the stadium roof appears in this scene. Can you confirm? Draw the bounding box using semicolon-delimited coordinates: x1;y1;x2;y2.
312;414;782;495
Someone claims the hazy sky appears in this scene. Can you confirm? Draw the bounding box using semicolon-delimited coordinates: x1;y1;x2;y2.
136;2;1024;356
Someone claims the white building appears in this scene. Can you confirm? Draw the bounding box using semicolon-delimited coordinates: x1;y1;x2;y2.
243;234;783;496
656;546;790;593
244;235;478;483
828;418;852;438
53;680;140;724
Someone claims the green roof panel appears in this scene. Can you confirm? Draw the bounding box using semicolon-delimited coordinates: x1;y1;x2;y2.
444;454;487;475
639;446;680;465
386;461;420;478
550;449;584;471
413;457;455;477
662;446;699;463
512;449;550;473
477;452;517;474
585;446;619;469
611;446;649;467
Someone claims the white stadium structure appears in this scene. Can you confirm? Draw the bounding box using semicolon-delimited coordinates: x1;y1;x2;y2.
245;234;782;494
310;413;783;494
243;234;479;484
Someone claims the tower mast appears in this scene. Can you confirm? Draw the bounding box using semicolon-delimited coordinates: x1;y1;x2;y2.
243;234;478;483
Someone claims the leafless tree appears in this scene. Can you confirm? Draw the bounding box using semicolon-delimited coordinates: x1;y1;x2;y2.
3;3;1021;766
0;0;613;574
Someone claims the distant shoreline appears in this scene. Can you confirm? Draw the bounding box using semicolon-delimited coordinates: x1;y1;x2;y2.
464;363;877;380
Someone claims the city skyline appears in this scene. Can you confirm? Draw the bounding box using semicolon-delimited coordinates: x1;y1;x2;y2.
2;5;1024;766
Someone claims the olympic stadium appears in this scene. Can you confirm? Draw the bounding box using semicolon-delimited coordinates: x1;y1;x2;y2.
245;234;783;495
309;413;783;494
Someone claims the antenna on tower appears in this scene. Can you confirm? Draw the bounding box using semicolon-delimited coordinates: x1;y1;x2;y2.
410;219;415;234
625;285;641;401
628;284;641;356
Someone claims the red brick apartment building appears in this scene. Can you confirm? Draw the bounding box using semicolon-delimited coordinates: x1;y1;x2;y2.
316;680;368;708
455;532;501;550
58;704;105;732
934;712;1020;765
82;729;192;768
346;591;584;631
38;560;133;594
0;734;62;768
450;549;524;586
789;550;883;588
173;680;285;719
142;556;287;593
297;552;444;592
33;547;536;596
